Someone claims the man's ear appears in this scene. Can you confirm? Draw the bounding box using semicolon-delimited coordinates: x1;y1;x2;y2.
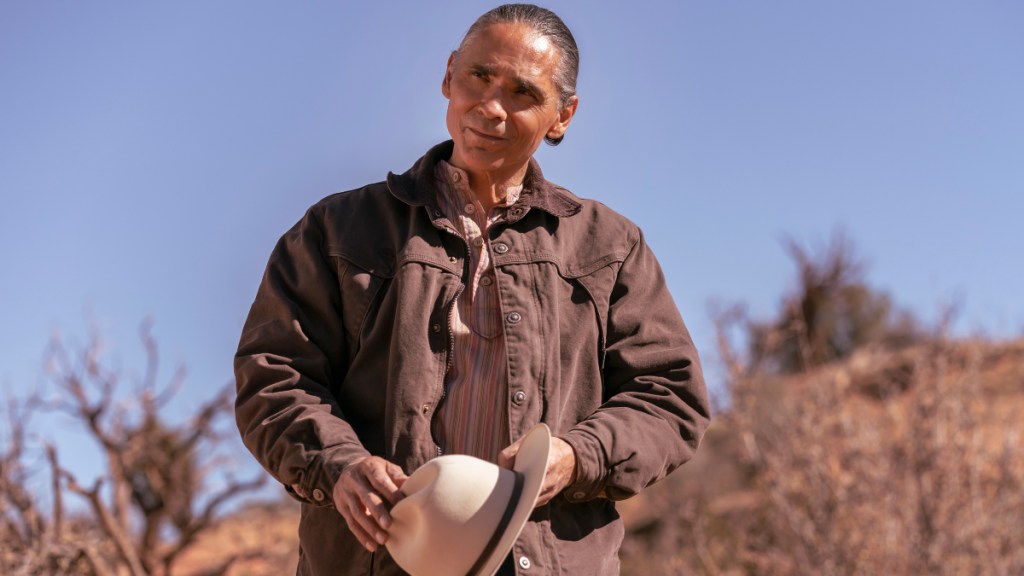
441;51;456;100
547;95;579;140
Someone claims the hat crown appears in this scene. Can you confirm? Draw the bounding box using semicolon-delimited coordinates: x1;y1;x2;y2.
385;424;551;576
389;456;513;575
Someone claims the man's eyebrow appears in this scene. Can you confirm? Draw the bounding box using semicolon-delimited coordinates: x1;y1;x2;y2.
514;78;542;96
468;63;545;97
470;64;496;76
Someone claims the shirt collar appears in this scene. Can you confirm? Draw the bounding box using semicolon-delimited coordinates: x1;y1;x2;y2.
434;159;523;216
386;141;582;219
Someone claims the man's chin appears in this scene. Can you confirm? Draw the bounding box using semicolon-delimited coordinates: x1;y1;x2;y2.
452;145;511;171
463;139;506;156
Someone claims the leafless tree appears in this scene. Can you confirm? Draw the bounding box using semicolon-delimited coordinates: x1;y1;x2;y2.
1;322;265;575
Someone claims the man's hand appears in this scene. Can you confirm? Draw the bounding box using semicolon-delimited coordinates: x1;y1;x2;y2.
333;456;408;552
498;435;577;507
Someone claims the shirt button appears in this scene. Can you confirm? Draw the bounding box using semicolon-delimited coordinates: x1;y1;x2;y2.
432;209;441;218
421;403;430;414
452;171;462;182
312;488;325;502
449;256;457;263
493;242;509;254
512;390;526;405
519;556;531;570
463;203;476;214
506;312;522;324
480;276;493;286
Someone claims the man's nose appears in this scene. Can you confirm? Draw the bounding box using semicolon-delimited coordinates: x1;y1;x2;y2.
477;87;508;121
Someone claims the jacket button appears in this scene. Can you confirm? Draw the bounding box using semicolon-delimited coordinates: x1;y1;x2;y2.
572;491;586;501
421;403;430;414
512;390;526;405
312;488;325;502
432;323;441;333
506;312;522;324
493;242;509;254
449;256;457;263
519;556;531;570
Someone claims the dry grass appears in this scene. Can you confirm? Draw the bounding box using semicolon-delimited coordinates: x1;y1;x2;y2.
162;339;1024;576
171;501;300;576
619;338;1024;575
7;330;1022;575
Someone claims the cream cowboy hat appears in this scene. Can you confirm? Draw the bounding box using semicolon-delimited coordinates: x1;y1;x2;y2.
385;423;551;576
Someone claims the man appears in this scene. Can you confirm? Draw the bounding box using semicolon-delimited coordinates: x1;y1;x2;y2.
235;4;709;575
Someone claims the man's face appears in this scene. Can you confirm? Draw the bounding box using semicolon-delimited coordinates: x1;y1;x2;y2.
442;22;577;179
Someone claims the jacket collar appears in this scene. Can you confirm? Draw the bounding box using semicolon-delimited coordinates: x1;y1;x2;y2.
386;141;582;218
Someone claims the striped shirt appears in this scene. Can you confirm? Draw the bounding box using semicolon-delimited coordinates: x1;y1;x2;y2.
431;160;523;462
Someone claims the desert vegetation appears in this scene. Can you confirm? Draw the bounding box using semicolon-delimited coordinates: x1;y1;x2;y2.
0;322;264;575
3;237;1022;575
618;237;1024;575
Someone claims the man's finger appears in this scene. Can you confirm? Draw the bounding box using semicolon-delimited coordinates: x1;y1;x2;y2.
385;461;409;491
345;485;389;545
365;463;403;506
336;466;391;541
338;497;379;552
498;438;523;469
358;487;393;531
348;509;381;551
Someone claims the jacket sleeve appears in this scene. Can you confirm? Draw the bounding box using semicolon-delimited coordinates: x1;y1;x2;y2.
234;205;370;507
560;231;710;502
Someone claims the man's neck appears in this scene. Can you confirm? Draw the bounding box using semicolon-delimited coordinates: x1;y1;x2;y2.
450;161;529;213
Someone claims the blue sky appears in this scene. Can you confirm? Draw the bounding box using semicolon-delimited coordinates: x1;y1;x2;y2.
2;1;1022;482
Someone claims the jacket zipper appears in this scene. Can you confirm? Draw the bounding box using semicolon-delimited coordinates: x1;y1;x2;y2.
431;225;470;457
434;283;463;457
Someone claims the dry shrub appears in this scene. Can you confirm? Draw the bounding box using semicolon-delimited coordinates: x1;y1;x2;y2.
621;339;1024;576
620;237;1023;575
747;232;921;374
0;323;264;575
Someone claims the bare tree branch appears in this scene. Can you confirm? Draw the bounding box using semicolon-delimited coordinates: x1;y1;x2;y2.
66;475;147;576
161;475;266;573
44;443;63;543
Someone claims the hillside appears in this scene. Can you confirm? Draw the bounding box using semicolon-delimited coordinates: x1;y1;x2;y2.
618;337;1024;575
176;338;1024;575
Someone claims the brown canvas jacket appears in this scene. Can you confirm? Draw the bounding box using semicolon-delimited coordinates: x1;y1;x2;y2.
234;141;710;575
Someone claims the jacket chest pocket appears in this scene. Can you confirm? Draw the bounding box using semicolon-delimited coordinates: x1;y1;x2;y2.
332;256;391;358
561;260;623;371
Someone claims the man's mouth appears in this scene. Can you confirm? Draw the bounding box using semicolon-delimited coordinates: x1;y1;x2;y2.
467;127;504;142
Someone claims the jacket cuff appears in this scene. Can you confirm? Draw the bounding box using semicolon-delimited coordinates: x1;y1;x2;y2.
289;443;371;508
559;429;607;503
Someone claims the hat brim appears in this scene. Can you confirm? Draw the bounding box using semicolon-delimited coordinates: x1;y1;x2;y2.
476;423;551;576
